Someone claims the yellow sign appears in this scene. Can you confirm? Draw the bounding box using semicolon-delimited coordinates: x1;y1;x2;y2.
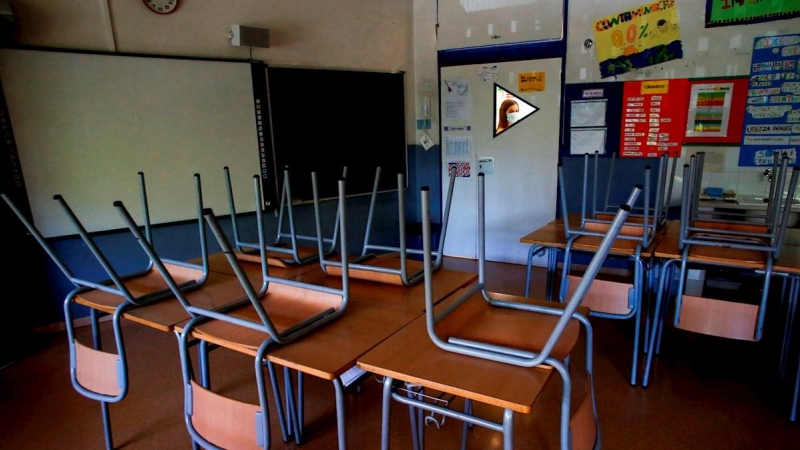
641;80;669;94
593;1;683;77
518;72;545;93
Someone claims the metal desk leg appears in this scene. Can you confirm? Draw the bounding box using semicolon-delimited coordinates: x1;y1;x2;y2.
333;377;347;450
525;245;542;298
381;376;394;450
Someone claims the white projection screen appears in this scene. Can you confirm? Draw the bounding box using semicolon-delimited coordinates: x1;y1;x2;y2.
0;49;261;237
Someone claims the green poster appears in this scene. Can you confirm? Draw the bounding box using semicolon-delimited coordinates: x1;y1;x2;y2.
706;0;800;27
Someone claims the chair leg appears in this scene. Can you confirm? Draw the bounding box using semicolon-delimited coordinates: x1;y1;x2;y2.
333;378;347;450
101;401;113;450
266;361;290;442
460;399;472;450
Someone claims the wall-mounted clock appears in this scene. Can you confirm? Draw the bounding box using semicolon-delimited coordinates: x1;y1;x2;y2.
142;0;178;15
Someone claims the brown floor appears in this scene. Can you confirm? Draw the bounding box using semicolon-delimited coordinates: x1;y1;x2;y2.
1;260;798;449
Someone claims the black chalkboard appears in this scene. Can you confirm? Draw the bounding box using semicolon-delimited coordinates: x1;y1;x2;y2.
266;66;407;202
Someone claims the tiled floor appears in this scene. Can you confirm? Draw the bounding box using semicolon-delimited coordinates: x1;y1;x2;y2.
0;259;798;449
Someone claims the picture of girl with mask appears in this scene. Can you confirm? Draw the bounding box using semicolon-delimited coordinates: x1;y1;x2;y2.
496;99;520;133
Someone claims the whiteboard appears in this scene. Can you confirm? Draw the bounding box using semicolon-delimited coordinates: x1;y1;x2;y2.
0;49;260;237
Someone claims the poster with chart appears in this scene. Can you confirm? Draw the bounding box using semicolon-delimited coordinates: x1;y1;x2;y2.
685;82;734;137
739;33;800;167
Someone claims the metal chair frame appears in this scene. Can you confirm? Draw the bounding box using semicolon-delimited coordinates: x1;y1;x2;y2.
555;153;669;385
1;172;209;450
318;166;456;286
121;172;350;449
226;166;343;266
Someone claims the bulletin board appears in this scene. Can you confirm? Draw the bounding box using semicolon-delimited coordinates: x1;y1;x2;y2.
561;81;624;158
620;78;689;158
738;33;800;167
683;76;748;145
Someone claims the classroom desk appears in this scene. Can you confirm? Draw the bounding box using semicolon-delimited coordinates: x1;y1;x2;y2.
519;215;667;300
642;223;800;392
519;219;567;300
175;264;478;449
357;287;592;450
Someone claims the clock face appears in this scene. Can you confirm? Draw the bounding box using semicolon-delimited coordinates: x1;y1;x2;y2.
142;0;178;14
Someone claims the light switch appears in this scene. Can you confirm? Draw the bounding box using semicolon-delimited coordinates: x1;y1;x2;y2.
478;157;494;175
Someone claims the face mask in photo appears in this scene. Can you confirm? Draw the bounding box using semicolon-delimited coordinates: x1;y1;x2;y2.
506;112;520;124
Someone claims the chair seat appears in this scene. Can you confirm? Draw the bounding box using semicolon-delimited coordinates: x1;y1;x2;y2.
326;252;424;286
76;263;205;314
234;243;320;268
187;282;345;355
435;288;587;362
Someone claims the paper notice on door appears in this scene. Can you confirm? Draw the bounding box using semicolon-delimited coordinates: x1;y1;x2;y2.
444;78;472;120
444;135;472;157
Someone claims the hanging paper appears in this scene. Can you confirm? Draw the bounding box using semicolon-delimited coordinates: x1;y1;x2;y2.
706;0;800;27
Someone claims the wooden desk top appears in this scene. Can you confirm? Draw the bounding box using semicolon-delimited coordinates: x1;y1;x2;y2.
266;302;420;380
651;224;800;277
76;269;248;332
357;289;570;413
519;217;669;258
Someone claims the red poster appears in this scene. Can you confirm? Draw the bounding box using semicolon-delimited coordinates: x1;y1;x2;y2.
620;79;689;158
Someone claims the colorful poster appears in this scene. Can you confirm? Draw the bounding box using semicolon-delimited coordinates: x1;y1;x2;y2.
739;33;800;167
685;83;735;137
620;78;689;158
593;1;683;78
706;0;800;27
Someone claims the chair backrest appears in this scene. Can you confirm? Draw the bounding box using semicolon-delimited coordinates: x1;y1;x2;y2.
679;151;800;258
558;152;665;248
224;165;343;266
420;172;638;367
316;165;457;286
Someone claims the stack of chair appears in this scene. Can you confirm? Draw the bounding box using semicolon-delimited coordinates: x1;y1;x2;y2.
643;151;800;387
319;166;457;286
117;171;350;449
557;152;674;385
225;165;343;267
1;172;210;450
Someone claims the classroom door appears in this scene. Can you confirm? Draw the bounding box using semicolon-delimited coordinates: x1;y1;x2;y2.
440;58;561;264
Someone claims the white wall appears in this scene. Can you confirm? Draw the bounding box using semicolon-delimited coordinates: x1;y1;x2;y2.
5;0;416;141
